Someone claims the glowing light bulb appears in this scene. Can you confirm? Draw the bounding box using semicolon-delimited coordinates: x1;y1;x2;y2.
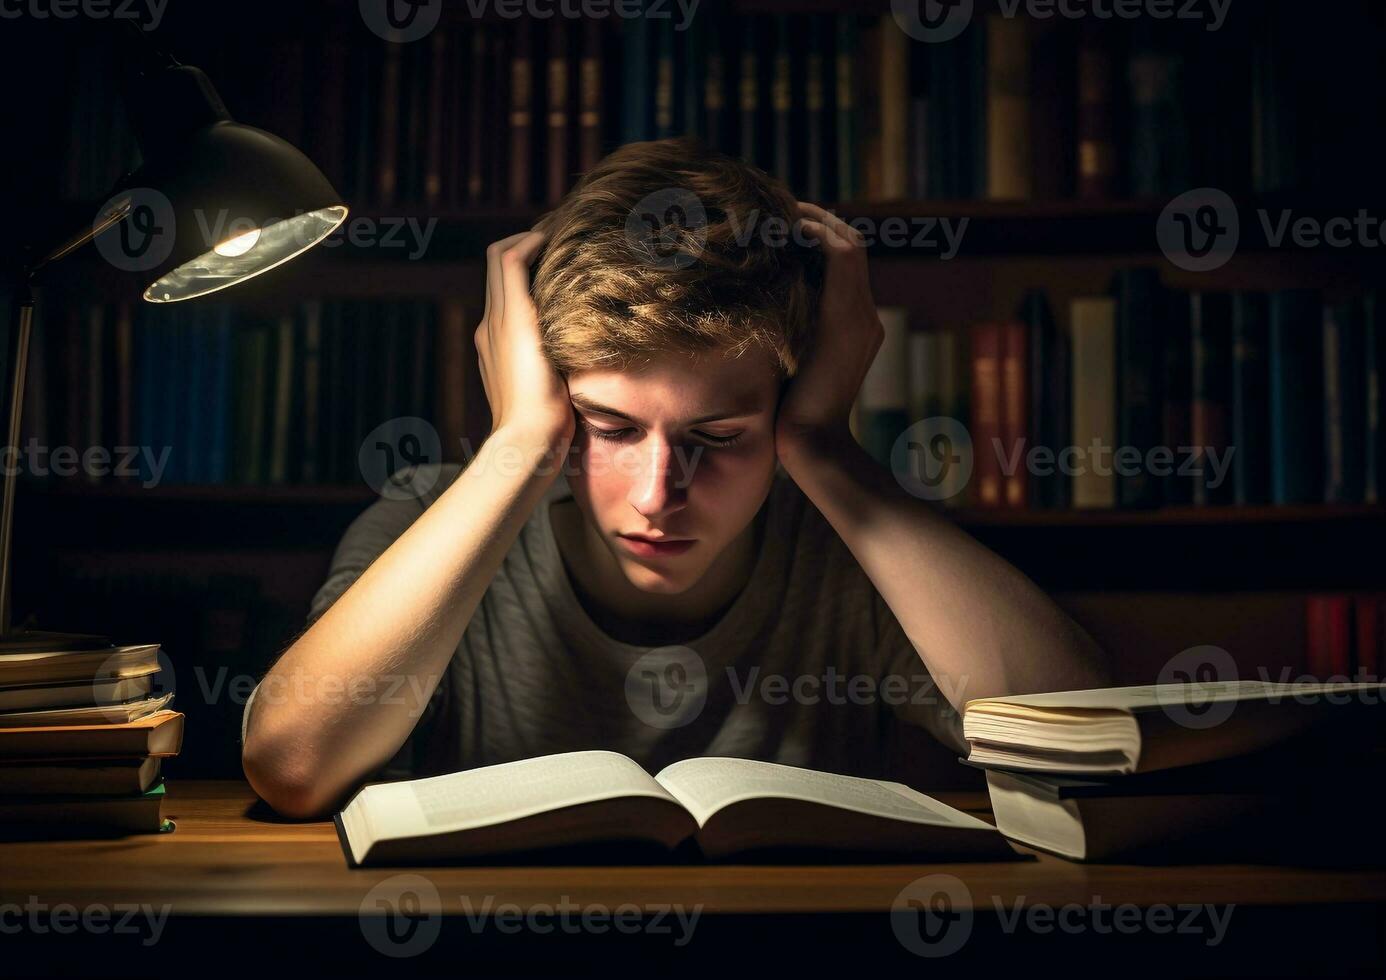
214;227;262;257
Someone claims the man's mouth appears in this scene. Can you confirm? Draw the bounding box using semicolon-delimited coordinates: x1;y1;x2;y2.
617;534;697;557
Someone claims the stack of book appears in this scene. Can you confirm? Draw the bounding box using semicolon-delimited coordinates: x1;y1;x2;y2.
961;679;1386;862
0;636;184;837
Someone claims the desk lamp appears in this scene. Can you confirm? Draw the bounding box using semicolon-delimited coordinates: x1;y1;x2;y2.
2;23;348;651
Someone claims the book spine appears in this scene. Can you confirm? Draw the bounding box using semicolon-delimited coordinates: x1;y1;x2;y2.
376;33;403;207
1269;290;1324;504
738;17;762;167
703;14;727;151
1190;292;1233;507
424;26;448;209
835;15;858;202
1356;594;1382;680
1127;23;1189;197
1323;298;1367;504
986;13;1032;200
1070;298;1118;508
1114;269;1163;509
858;17;882;199
1028;17;1076;201
859;308;910;468
654;15;676;139
510;18;535;206
465;26;488;204
1001;318;1029;508
772;15;793;187
1231;292;1272;506
879;13;909;200
906;28;928;201
437;300;468;464
547;16;572;203
805;15;826;202
680;8;703;142
1076;25;1117;199
1368;291;1384;505
969;320;1004;509
621;4;651;144
1022;289;1068;509
579;17;604;173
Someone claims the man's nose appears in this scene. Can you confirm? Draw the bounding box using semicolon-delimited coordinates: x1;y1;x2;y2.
628;438;689;522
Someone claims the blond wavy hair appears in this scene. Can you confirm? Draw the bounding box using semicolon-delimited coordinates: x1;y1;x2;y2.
531;137;824;378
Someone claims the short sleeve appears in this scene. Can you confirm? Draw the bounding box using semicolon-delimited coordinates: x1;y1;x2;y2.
241;464;461;780
871;590;969;757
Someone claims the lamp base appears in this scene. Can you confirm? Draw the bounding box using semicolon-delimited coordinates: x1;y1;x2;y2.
0;630;112;654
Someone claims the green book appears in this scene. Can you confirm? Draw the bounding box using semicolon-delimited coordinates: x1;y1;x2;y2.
0;782;169;837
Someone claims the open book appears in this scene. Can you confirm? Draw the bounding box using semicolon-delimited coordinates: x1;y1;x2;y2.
963;680;1386;775
334;750;1015;866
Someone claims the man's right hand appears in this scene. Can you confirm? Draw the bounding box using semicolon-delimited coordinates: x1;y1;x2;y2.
476;230;575;451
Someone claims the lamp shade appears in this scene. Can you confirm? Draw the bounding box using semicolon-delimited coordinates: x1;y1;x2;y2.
113;65;348;303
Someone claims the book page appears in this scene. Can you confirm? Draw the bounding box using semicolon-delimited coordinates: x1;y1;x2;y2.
347;750;682;841
966;680;1386;714
653;757;994;831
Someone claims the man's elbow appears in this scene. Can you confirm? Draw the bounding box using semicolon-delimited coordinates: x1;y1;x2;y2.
241;733;339;821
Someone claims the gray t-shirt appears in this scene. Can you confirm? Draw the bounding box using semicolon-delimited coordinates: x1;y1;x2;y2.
243;463;967;786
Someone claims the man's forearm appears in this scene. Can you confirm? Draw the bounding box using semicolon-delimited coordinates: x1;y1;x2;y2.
242;426;570;818
777;427;1112;709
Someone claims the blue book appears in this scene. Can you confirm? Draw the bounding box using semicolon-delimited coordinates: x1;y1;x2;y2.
208;306;232;484
1231;293;1272;506
621;3;652;144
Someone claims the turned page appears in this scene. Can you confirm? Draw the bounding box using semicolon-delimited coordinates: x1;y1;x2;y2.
347;750;683;840
652;757;995;830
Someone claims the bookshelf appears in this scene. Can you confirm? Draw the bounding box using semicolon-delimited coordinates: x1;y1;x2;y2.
6;0;1384;776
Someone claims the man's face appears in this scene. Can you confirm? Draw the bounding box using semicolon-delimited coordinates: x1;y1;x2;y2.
564;346;782;595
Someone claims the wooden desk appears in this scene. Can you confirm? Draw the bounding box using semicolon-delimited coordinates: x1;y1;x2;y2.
2;780;1384;975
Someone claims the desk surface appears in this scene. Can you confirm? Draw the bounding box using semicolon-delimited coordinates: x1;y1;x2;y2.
2;780;1384;916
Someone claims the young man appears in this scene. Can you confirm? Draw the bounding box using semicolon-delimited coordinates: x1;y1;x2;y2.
241;138;1111;819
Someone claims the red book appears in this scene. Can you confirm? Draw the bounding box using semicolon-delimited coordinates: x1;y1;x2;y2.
1305;595;1328;679
970;322;1004;509
1000;319;1029;509
1324;596;1353;679
1355;595;1382;680
1305;595;1355;679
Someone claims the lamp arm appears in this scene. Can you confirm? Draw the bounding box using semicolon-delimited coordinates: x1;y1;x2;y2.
1;194;135;637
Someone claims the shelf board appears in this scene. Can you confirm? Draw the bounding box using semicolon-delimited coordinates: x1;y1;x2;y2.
20;480;1385;525
16;482;1385;590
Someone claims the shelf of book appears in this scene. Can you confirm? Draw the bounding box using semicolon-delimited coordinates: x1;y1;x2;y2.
19;480;1386;526
15;482;1386;592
